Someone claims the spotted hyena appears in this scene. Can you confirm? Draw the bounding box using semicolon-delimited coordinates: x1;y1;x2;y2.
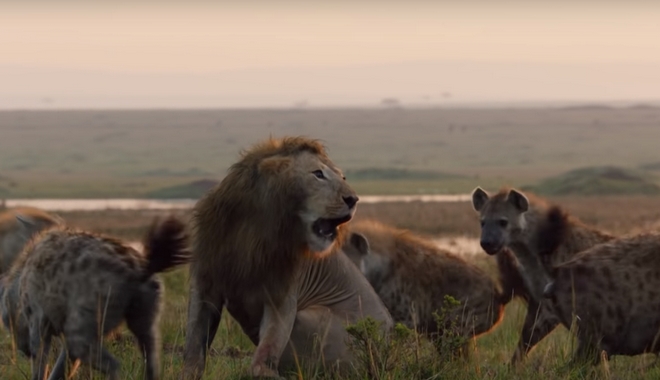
471;187;614;364
0;207;63;274
0;215;190;380
536;206;660;364
343;219;510;355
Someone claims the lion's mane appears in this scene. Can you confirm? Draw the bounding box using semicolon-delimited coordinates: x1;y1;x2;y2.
191;136;341;302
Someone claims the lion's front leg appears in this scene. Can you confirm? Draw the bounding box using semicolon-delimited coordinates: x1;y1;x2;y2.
250;294;297;378
181;278;224;380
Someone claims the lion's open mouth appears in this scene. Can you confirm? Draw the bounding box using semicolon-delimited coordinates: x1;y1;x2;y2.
312;214;353;240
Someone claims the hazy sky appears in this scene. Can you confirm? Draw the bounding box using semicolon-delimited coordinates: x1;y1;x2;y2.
2;1;660;109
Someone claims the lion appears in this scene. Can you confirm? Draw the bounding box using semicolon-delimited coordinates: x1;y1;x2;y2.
342;220;509;355
0;207;63;274
180;136;393;379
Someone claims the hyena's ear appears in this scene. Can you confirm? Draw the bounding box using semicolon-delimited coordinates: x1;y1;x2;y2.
471;187;489;212
349;232;370;256
51;214;66;225
507;189;529;212
15;214;37;230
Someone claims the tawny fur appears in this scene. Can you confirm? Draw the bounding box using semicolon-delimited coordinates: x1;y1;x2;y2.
181;136;393;379
471;187;615;364
538;211;660;363
0;207;62;274
343;220;508;352
0;216;190;380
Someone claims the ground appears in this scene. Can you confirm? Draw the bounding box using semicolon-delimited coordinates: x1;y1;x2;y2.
3;196;660;379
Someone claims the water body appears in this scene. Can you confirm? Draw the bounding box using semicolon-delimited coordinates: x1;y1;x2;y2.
3;194;471;212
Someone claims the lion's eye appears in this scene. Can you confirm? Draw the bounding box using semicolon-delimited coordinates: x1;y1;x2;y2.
312;170;325;179
498;219;509;228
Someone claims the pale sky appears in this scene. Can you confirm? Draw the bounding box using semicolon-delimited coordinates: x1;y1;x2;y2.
2;1;660;109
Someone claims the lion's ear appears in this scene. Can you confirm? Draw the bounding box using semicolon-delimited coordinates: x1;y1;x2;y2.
258;156;293;175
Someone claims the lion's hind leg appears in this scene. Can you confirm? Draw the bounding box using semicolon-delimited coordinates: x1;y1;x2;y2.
281;306;354;376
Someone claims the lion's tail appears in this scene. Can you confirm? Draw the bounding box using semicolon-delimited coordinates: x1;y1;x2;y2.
141;216;191;280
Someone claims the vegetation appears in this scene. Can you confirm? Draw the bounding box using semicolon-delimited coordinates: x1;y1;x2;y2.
3;195;660;378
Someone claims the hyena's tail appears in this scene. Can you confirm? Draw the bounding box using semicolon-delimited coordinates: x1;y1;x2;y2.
141;216;191;280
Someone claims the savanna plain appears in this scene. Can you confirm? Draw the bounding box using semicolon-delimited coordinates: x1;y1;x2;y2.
2;107;660;379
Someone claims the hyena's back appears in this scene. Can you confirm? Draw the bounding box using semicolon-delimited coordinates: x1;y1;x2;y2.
21;217;189;334
24;231;146;331
16;216;190;380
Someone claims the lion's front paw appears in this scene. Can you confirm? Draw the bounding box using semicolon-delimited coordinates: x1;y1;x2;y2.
249;363;281;378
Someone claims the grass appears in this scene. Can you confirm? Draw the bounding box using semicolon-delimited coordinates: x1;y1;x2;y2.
3;265;659;379
4;195;660;378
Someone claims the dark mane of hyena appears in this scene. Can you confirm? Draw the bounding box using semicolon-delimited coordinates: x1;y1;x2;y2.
534;206;572;276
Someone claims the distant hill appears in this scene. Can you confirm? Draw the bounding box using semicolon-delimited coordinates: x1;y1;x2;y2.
345;168;463;181
146;179;219;199
145;168;464;199
639;161;660;171
524;166;660;196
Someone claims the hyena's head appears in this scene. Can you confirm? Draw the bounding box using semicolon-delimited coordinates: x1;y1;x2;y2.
471;187;530;255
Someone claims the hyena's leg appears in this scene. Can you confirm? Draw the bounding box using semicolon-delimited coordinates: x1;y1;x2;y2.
569;331;604;367
64;309;120;380
28;315;52;380
125;280;163;380
47;347;81;380
47;348;66;380
181;277;224;380
511;300;560;364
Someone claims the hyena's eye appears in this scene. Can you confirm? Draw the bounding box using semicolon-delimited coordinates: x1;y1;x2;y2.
480;220;485;228
498;219;509;228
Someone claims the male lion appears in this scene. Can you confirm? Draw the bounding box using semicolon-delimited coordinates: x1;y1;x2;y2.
181;137;393;379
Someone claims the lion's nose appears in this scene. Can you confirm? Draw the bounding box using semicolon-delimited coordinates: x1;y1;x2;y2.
343;195;359;209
